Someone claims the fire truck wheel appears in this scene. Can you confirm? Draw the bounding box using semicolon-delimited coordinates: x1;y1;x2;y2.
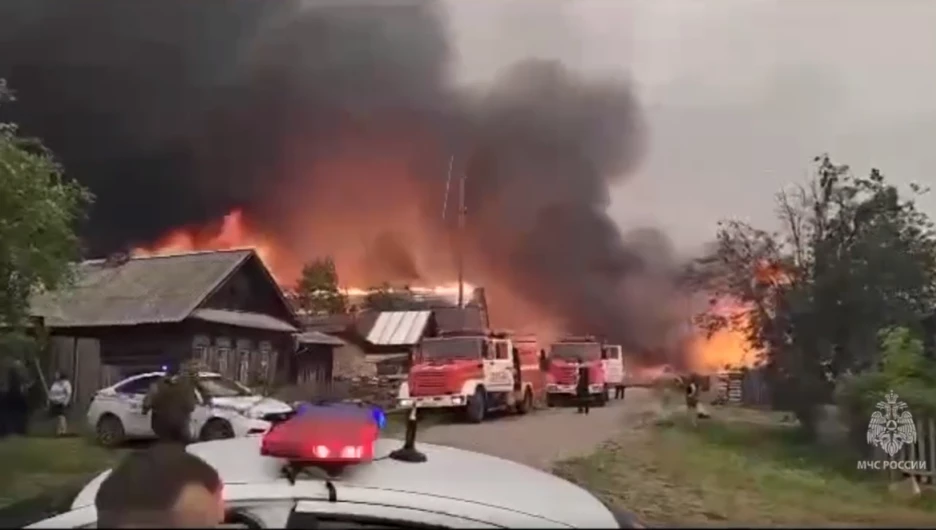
466;387;486;423
516;387;533;415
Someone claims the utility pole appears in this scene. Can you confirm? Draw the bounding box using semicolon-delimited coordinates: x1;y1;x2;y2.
457;170;466;308
442;155;467;308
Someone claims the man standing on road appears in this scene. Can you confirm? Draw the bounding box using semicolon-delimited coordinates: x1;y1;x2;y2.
575;357;591;415
143;360;205;445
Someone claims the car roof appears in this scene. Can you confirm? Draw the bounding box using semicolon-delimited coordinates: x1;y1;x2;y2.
70;436;615;527
109;371;224;385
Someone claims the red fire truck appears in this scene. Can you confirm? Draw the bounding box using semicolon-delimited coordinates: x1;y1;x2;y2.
545;336;609;407
397;330;547;423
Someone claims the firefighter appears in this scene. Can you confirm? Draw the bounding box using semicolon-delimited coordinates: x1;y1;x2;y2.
575;357;591;415
143;360;204;445
684;374;700;426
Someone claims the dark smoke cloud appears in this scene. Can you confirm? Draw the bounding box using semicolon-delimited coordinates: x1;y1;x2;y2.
0;0;689;364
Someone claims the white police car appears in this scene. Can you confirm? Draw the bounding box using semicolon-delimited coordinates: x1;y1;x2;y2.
31;405;643;529
87;371;294;446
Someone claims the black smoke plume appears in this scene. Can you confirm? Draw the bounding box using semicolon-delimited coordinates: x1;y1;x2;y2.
0;0;688;365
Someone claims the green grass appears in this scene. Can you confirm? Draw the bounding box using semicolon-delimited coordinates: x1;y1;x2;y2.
555;407;936;527
0;435;122;509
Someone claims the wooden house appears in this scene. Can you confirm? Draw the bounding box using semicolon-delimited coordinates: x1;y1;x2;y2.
29;249;306;409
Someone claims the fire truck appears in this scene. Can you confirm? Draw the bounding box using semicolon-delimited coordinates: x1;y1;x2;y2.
545;336;609;407
397;330;547;423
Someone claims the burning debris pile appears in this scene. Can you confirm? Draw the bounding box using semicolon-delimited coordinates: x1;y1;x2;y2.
0;0;751;369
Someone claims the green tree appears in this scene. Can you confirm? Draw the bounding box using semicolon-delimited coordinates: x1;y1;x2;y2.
294;257;347;315
689;155;936;436
836;326;936;455
0;79;93;328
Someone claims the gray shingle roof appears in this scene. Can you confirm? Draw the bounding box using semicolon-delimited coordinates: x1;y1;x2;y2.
30;250;255;328
189;308;297;333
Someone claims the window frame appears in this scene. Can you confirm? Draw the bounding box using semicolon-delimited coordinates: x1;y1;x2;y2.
114;375;160;395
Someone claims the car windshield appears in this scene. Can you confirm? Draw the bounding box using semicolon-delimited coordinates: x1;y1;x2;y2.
198;376;253;398
419;337;483;360
550;342;601;361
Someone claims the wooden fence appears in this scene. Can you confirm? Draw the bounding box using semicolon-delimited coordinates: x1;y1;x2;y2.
897;416;936;485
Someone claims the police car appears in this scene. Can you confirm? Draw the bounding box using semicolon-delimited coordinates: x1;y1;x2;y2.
30;404;643;528
87;371;294;446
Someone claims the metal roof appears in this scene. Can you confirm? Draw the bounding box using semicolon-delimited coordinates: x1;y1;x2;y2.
188;309;297;333
30;250;287;329
365;310;432;346
295;331;346;346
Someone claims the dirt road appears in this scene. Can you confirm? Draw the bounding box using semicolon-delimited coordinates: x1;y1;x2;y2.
418;388;658;470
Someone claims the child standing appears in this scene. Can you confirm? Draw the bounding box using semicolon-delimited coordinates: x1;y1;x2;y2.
48;371;73;436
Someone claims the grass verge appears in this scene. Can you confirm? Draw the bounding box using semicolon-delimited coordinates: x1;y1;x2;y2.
555;407;936;527
0;435;123;527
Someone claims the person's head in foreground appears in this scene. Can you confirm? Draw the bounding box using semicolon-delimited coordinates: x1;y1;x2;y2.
95;444;224;528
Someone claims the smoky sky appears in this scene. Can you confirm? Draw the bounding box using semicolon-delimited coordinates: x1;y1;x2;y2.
0;0;688;364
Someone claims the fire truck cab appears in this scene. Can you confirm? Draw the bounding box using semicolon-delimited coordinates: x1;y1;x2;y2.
397;330;546;423
545;337;609;407
601;343;626;397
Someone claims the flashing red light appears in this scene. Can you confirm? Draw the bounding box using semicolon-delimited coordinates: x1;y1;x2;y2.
261;413;379;465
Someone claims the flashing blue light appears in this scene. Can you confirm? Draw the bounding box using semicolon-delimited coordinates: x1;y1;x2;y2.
293;401;387;430
160;365;169;371
372;406;387;430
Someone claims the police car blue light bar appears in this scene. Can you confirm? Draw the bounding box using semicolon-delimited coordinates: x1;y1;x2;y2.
294;402;387;430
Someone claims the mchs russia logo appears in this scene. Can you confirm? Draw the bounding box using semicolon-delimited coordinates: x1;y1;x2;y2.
857;390;926;471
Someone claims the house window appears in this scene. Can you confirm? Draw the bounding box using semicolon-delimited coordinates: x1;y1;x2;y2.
236;339;252;384
216;337;232;378
193;335;210;366
267;350;279;383
258;341;275;382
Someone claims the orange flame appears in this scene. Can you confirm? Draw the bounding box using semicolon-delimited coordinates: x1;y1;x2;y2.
131;209;285;281
131;208;765;369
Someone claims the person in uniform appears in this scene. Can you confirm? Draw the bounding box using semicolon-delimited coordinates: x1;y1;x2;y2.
575;357;591;415
143;360;205;445
6;359;31;436
684;374;700;426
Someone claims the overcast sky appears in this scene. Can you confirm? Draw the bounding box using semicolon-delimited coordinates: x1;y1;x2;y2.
445;0;936;255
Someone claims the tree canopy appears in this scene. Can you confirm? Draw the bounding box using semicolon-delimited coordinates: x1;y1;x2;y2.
294;257;347;315
689;155;936;434
0;80;92;328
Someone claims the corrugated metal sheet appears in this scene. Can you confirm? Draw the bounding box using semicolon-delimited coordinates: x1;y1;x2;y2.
366;311;431;346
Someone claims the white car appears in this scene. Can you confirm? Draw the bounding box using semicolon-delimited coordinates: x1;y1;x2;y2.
26;435;643;528
87;371;294;446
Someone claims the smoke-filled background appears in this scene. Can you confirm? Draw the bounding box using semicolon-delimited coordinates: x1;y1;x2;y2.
0;0;692;366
